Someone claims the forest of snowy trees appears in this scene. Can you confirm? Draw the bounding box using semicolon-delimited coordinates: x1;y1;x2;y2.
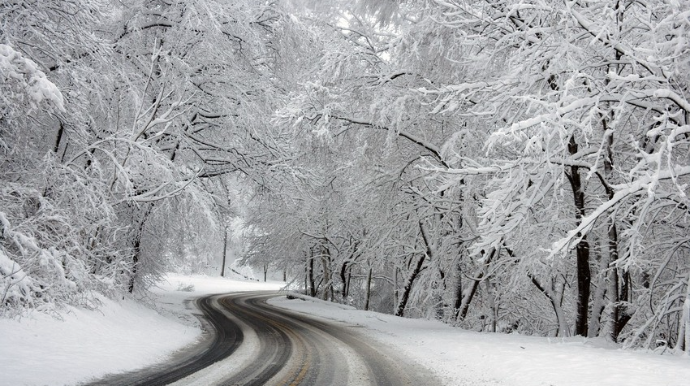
1;0;689;353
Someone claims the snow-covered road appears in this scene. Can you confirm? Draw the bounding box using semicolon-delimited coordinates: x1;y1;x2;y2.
90;291;438;386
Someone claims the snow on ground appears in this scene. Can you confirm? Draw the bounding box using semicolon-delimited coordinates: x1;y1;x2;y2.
0;273;282;386
269;294;689;386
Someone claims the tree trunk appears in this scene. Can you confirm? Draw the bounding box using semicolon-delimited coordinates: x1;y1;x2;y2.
457;272;481;321
483;277;497;332
220;227;228;277
452;262;463;320
128;203;154;293
451;250;466;320
313;241;335;301
395;221;434;317
346;271;352;300
419;221;445;319
128;240;139;293
395;253;425;317
320;247;333;301
681;275;690;353
433;267;447;320
340;260;350;300
364;267;373;311
531;275;570;337
308;252;316;297
457;249;495;321
605;8;632;341
601;119;632;341
393;265;399;311
53;120;65;154
610;223;632;341
567;135;591;336
588;251;609;337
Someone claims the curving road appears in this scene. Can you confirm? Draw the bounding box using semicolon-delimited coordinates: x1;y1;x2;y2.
88;292;439;386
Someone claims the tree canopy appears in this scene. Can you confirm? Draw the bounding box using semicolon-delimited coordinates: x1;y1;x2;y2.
2;0;689;354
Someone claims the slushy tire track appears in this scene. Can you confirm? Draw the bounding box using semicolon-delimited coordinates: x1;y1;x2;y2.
218;295;294;385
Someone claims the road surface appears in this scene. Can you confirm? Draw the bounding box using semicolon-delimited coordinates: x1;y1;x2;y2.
89;292;439;386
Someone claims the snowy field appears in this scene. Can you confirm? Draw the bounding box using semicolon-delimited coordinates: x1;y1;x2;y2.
270;295;689;386
1;274;688;386
0;274;282;386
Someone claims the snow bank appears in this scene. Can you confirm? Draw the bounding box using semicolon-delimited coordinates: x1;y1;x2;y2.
0;273;283;386
270;294;689;386
0;295;198;386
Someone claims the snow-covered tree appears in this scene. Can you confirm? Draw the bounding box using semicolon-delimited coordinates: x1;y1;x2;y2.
1;0;300;312
249;0;690;351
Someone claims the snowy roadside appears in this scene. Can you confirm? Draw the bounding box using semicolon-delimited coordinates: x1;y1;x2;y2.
269;294;688;386
0;274;282;386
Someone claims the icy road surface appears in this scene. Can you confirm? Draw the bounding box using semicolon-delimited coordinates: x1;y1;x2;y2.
91;292;439;385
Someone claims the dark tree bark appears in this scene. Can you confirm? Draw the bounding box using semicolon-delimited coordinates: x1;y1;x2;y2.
395;253;425;317
395;222;433;317
128;203;154;293
307;251;316;297
452;260;463;320
457;271;483;321
340;260;350;300
53;120;65;154
457;249;496;321
566;135;591;336
220;228;228;277
601;32;632;341
364;267;373;311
